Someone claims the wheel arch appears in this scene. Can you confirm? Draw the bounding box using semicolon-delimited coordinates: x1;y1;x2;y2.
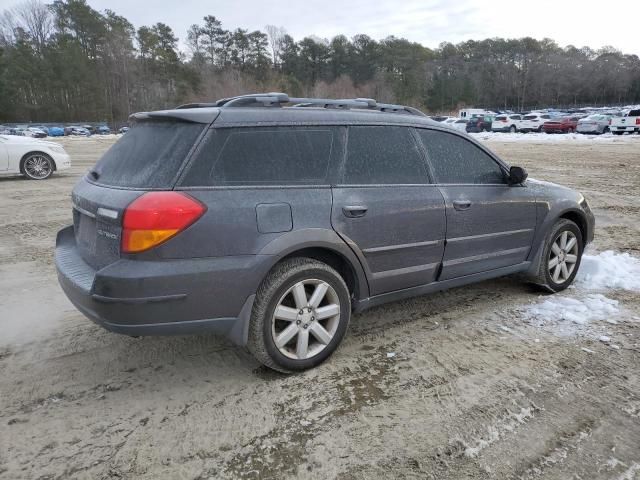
258;228;370;301
558;209;587;243
525;207;588;279
19;150;56;174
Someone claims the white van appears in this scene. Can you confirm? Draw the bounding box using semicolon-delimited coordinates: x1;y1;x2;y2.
459;108;490;119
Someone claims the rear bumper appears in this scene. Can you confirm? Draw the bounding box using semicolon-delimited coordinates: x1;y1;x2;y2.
491;126;512;132
55;226;270;344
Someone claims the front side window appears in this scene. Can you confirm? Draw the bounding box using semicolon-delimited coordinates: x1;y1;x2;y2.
416;129;506;184
342;126;429;185
181;127;335;186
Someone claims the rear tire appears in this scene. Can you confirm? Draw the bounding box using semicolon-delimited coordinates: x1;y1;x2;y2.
531;219;583;293
510;125;517;133
247;257;351;373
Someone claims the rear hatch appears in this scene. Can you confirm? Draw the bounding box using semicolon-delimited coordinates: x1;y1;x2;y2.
72;117;210;269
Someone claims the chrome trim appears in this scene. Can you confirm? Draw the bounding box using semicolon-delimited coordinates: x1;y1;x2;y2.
97;207;119;220
72;204;96;218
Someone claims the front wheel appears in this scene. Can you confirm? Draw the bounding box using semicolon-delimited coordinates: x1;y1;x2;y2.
531;219;583;292
248;257;351;373
22;153;54;180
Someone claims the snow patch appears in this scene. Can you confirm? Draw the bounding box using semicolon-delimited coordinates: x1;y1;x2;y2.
576;251;640;291
523;294;619;329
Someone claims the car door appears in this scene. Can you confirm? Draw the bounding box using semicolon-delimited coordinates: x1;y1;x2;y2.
331;125;446;296
415;128;536;281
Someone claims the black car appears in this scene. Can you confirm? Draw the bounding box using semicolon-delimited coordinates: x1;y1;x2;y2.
466;115;493;133
55;93;594;372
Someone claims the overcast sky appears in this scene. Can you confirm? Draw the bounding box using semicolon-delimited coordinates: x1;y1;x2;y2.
21;0;640;55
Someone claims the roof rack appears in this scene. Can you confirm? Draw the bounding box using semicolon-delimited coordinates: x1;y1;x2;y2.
176;93;426;117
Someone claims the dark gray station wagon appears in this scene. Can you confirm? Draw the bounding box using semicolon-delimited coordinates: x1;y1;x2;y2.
56;93;595;372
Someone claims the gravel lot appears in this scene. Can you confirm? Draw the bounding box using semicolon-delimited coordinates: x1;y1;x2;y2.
1;134;640;480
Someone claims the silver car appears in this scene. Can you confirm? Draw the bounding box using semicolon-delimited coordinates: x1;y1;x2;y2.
577;114;614;134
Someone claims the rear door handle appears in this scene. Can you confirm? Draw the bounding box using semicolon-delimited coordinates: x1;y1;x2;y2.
342;205;368;218
453;200;472;211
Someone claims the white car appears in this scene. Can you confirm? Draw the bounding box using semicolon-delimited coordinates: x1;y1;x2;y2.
0;135;71;180
448;118;469;132
519;113;552;132
491;114;524;133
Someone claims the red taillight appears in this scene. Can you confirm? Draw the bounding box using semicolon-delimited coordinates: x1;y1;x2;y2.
122;192;206;253
636;118;640;125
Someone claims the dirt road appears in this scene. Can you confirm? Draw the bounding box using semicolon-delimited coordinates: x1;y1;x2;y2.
1;135;639;479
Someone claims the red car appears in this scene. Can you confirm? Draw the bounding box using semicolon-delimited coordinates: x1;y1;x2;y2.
542;116;580;134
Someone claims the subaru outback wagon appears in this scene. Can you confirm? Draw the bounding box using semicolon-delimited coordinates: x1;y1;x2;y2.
56;93;594;372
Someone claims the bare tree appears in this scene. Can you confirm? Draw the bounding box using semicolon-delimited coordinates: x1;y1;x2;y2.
12;0;52;54
265;24;286;66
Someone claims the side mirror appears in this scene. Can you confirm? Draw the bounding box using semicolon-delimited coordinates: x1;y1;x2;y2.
508;166;528;184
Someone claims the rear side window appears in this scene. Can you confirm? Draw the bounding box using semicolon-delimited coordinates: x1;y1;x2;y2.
629;109;640;116
92;120;205;188
342;126;429;185
181;127;334;186
416;129;506;184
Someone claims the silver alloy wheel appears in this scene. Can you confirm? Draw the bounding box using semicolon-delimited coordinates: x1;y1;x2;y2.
24;155;52;179
548;230;579;284
271;279;341;360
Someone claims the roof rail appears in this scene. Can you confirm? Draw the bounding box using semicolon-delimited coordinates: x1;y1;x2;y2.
176;93;426;116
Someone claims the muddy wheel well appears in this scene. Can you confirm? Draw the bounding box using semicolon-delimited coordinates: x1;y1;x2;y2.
279;247;359;299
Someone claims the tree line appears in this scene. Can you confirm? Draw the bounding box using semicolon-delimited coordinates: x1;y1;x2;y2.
1;0;639;125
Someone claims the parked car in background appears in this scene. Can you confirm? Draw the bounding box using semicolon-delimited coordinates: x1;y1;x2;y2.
0;134;71;179
542;116;580;134
466;114;493;133
47;126;65;137
577;114;613;134
449;118;469;132
96;125;111;135
491;114;523;133
55;93;594;372
610;109;640;135
25;127;48;138
65;126;91;136
118;126;130;134
519;113;552;132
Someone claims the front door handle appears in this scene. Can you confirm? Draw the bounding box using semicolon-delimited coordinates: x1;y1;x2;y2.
342;205;368;218
453;200;472;211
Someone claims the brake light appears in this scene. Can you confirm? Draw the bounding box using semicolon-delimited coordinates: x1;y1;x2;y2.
636;118;640;125
122;192;206;253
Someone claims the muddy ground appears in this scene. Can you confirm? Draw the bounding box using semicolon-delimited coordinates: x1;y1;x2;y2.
1;135;639;480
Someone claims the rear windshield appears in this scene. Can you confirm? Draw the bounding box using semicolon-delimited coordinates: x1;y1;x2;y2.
91;120;205;188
